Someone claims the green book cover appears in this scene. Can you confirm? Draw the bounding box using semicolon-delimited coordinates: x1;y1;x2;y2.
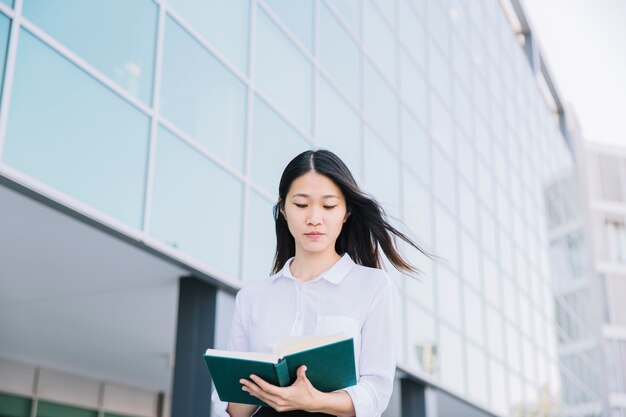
204;334;357;406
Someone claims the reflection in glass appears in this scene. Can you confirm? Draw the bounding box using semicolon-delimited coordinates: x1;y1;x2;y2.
160;17;247;170
250;97;310;193
167;0;249;71
365;63;397;146
316;79;361;180
23;0;157;104
3;30;149;228
255;9;312;133
319;3;360;103
265;0;313;51
150;127;243;278
245;190;276;282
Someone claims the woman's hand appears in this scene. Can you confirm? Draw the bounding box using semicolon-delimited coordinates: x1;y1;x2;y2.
240;365;320;412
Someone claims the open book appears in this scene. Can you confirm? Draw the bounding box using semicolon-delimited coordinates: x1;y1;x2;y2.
204;333;357;406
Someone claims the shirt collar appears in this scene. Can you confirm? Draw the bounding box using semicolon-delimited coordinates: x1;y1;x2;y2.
270;253;355;285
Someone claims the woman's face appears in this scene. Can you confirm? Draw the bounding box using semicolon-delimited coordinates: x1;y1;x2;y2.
280;171;349;257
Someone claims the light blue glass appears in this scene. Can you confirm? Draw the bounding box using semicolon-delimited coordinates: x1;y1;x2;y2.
0;12;10;97
456;132;475;185
438;323;465;393
150;126;243;278
326;0;360;35
430;92;454;158
160;17;247;171
265;0;313;51
432;148;456;213
319;3;360;104
0;0;13;7
506;324;522;373
427;0;450;55
365;63;397;147
316;79;361;180
454;82;473;138
402;110;429;186
250;97;310;194
464;287;484;346
486;306;504;360
459;179;477;239
167;0;249;72
255;9;312;133
399;0;426;68
460;232;480;289
482;256;499;309
406;301;436;374
3;30;149;228
364;129;399;218
466;343;489;404
23;0;157;104
364;1;395;85
402;169;431;246
489;359;509;414
400;53;428;127
434;206;458;269
428;39;452;108
370;0;395;23
244;190;276;282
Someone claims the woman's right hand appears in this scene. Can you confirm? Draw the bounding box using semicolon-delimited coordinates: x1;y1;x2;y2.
226;403;260;417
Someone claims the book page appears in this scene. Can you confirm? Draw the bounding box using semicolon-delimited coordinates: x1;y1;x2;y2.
204;348;278;363
274;333;350;358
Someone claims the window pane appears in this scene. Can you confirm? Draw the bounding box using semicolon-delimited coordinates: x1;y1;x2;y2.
438;324;465;394
430;92;453;158
364;129;399;217
402;170;431;246
167;0;249;72
255;9;312;133
401;109;429;185
436;266;461;328
244;190;276;282
23;0;157;104
0;12;10;97
3;30;149;228
365;63;397;146
399;0;425;68
433;147;456;213
0;0;13;7
486;306;504;360
160;17;247;170
250;97;310;194
434;204;458;269
150;127;243;278
466;344;488;405
326;0;360;35
320;3;360;103
265;0;313;51
406;301;437;375
464;286;484;346
364;1;395;85
400;52;428;127
316;79;361;180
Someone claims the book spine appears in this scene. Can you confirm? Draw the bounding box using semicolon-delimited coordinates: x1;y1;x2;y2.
274;359;291;387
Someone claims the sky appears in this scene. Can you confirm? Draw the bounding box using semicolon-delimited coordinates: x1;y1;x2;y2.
520;0;626;147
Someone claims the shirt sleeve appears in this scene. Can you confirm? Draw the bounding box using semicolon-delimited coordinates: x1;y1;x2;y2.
342;278;399;417
211;289;258;417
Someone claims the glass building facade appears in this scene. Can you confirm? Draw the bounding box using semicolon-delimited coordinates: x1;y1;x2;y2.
0;0;587;416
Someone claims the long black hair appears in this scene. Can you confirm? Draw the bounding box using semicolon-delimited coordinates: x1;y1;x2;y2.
271;149;431;275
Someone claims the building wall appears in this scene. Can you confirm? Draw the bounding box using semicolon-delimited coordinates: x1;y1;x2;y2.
0;0;577;416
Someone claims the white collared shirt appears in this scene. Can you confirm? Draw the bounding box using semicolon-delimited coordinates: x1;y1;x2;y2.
211;253;399;417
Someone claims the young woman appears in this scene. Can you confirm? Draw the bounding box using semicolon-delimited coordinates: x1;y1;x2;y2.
212;149;428;417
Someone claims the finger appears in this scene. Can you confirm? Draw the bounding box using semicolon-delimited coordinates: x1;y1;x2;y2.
249;374;281;395
296;365;308;380
242;380;283;406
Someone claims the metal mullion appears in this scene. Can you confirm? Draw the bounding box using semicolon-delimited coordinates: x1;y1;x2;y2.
0;0;21;162
240;0;258;282
142;0;166;234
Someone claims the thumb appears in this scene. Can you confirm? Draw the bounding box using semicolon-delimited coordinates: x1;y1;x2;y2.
297;365;308;381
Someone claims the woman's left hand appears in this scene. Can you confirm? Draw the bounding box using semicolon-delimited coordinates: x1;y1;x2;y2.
240;365;321;412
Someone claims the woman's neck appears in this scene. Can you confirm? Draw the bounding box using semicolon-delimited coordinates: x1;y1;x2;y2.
289;250;342;283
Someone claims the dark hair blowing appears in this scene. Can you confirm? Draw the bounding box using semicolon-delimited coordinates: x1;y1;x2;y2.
271;149;431;275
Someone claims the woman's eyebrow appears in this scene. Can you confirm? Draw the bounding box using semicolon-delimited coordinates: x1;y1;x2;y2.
291;193;340;199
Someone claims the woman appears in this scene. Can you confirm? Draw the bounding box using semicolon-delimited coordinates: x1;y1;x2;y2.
212;149;428;417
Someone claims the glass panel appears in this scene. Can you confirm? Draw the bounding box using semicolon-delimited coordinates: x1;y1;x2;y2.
464;286;484;346
364;1;395;85
438;324;464;394
0;12;10;99
466;343;488;405
427;0;450;55
326;0;360;35
37;401;96;417
483;257;499;309
249;97;310;194
401;109;429;186
430;92;453;158
0;392;31;417
4;30;149;228
436;266;460;328
255;9;312;133
489;359;509;414
160;17;247;170
244;190;276;282
166;0;249;71
456;132;475;185
0;0;13;7
400;52;428;127
402;169;431;246
316;79;361;180
406;301;437;375
365;63;397;146
319;3;360;103
23;0;157;104
432;147;456;213
398;0;426;68
150;126;243;278
506;323;522;373
460;232;480;290
428;38;451;107
486;306;504;360
458;179;477;237
364;129;399;218
265;0;313;51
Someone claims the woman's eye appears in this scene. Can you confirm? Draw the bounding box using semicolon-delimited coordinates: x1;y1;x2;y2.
294;203;307;208
324;205;337;209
